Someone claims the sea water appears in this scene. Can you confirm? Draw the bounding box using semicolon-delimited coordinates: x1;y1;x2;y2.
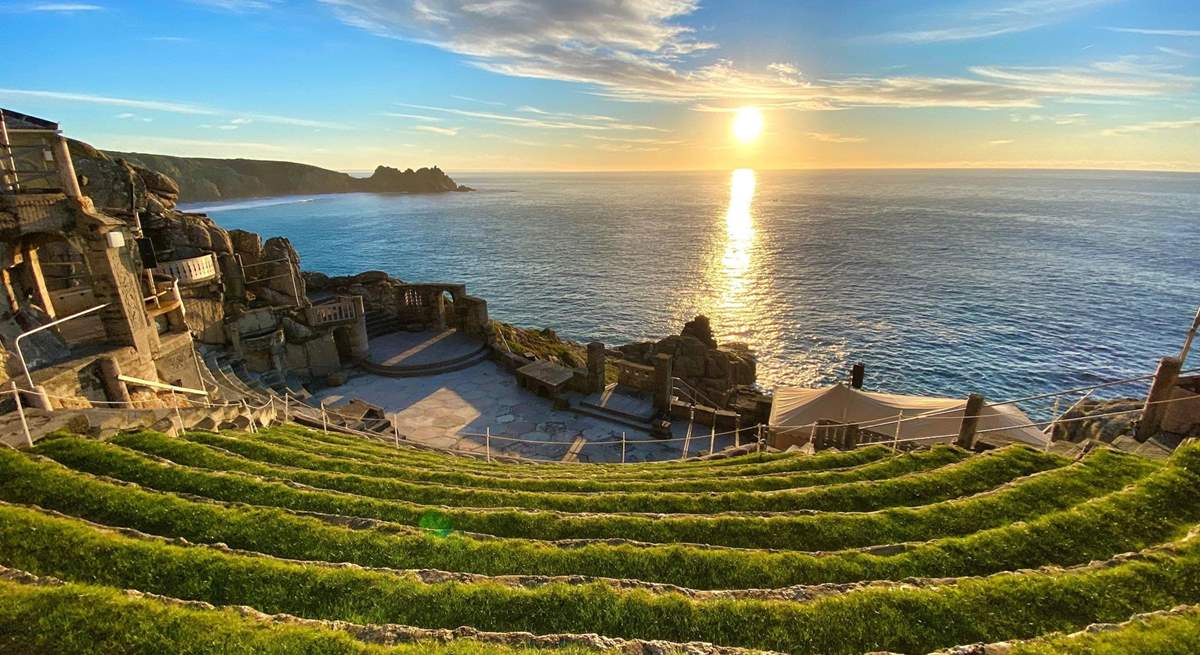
186;168;1200;407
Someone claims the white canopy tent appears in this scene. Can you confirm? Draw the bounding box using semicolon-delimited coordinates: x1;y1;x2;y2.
768;384;1048;449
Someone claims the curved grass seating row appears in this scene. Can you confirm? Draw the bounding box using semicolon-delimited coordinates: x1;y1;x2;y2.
2;500;1200;655
38;434;1156;551
256;425;894;479
152;430;969;494
0;576;594;655
3;444;1199;590
110;432;1059;514
1002;605;1200;655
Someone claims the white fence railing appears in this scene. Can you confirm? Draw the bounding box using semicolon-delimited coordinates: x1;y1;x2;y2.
306;296;359;326
155;253;218;285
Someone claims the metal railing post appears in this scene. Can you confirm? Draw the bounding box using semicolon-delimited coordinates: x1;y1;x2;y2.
321;399;328;434
393;414;401;449
485;427;491;463
621;432;627;464
15;303;110;388
170;389;183;436
11;382;33;448
891;410;903;451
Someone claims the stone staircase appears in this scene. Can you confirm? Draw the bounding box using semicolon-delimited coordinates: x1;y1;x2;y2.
571;383;658;432
356;343;490;378
364;311;403;338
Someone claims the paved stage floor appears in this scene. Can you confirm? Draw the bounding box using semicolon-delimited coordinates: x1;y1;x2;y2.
311;359;741;462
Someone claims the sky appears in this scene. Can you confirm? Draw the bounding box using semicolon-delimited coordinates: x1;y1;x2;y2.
1;0;1198;172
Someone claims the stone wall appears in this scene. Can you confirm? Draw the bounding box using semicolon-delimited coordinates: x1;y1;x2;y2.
615;316;756;409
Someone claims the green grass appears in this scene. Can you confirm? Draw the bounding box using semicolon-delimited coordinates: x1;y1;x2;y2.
166;430;965;493
261;424;867;477
35;434;1155;550
118;432;1061;514
2;444;1199;590
1007;606;1200;655
161;430;971;494
2;500;1200;655
0;577;605;655
158;433;1055;513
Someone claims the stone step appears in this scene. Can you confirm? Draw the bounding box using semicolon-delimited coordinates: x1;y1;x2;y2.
357;346;489;378
568;403;657;433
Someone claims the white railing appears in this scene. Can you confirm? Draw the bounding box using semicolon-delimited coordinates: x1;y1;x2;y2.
306;296;359;326
155;253;218;285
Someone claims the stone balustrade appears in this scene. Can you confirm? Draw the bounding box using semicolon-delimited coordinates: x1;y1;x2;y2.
613;359;655;393
155;253;218;285
305;296;361;326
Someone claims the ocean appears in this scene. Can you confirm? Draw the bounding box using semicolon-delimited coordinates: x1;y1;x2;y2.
184;168;1200;410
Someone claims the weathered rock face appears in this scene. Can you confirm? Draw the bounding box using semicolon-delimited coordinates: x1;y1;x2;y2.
303;270;407;315
617;316;757;407
68;139;179;214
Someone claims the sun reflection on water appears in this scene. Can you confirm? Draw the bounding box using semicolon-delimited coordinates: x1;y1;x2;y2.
719;168;756;311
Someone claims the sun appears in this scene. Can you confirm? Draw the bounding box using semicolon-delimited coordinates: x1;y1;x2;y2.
732;107;764;143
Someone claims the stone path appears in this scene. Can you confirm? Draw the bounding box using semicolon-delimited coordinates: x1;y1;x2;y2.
311;360;740;462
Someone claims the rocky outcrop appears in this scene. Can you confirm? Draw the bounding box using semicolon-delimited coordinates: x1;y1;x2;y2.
617;315;756;408
88;150;471;203
304;270;407;316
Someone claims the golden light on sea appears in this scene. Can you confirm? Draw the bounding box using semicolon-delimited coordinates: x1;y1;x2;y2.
720;168;756;307
732;107;764;143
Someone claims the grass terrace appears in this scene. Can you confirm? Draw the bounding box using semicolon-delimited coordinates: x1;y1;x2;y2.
0;422;1196;654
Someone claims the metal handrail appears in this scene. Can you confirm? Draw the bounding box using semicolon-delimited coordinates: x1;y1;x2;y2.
14;303;110;388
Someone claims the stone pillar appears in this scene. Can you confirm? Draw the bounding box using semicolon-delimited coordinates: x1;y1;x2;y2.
23;245;55;318
850;362;865;390
52;136;84;201
1137;356;1182;442
586;341;606;393
653;353;673;414
346;295;369;361
434;292;447;330
956;393;986;450
99;355;133;407
85;229;154;357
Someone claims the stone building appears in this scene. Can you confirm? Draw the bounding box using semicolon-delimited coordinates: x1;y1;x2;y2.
0;108;373;410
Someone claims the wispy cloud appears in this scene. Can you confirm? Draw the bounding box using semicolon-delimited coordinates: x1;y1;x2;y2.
394;102;663;131
380;112;442;122
1102;117;1200;136
115;112;152;123
989;139;1015;145
450;95;506;107
805;132;867;143
93;134;286;152
869;0;1115;44
186;0;279;10
584;135;683;145
323;1;1193;113
412;125;460;136
23;3;102;11
0;88;353;130
0;88;215;115
1106;27;1200;38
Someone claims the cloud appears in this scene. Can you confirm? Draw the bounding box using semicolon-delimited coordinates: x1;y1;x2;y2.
381;112;442;122
0;88;215;115
186;0;279;10
1102;117;1200;136
805;132;867;143
324;1;1195;113
115;112;153;123
869;0;1115;44
988;139;1015;145
412;125;460;135
0;88;354;130
395;102;662;131
1158;47;1197;59
450;95;505;106
1106;27;1200;38
91;134;286;152
25;3;102;11
584;135;683;145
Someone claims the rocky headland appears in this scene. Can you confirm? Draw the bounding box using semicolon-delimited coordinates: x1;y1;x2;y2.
70;141;471;203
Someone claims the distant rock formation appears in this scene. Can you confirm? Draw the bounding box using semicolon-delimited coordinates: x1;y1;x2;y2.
617;315;757;407
69;141;471;203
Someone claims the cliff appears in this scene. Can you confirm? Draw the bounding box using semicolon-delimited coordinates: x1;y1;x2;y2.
73;143;471;203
